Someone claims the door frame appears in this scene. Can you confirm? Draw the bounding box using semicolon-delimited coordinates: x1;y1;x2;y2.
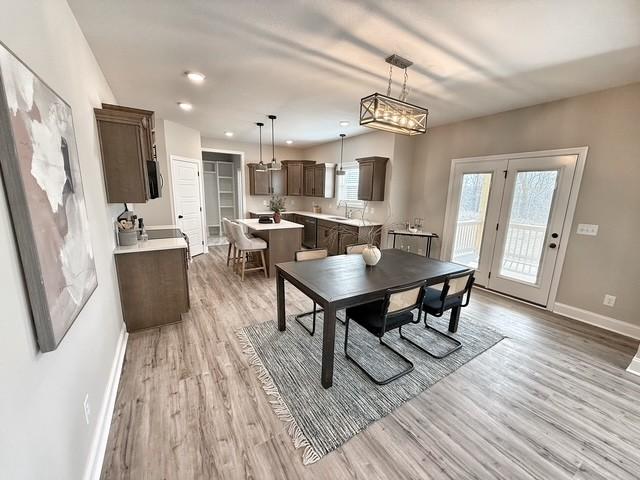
201;148;246;219
442;146;588;309
170;155;207;255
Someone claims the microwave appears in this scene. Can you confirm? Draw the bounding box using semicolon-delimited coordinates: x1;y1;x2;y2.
147;160;162;199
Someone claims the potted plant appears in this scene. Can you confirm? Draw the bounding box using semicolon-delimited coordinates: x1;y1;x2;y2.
269;194;285;223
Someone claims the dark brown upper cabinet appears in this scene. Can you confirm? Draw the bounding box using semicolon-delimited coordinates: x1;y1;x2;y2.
247;165;286;195
303;163;336;198
282;160;314;196
95;103;155;203
357;156;388;201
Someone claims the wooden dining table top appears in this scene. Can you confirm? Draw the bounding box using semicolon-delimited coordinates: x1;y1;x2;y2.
275;249;470;305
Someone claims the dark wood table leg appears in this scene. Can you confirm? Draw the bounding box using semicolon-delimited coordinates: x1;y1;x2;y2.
448;305;460;333
321;303;336;388
277;269;286;331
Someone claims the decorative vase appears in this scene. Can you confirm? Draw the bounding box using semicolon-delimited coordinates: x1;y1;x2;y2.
362;245;382;266
273;211;281;223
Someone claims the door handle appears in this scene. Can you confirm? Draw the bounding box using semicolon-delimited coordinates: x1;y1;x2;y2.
549;242;557;249
178;215;184;219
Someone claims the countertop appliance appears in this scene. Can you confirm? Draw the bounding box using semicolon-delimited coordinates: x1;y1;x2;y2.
146;160;162;199
302;217;317;248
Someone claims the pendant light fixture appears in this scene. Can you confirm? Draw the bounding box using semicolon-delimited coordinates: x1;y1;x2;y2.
336;133;346;176
255;122;268;172
360;54;428;135
267;114;281;171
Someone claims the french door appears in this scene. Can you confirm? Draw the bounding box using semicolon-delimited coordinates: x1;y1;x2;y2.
445;154;578;306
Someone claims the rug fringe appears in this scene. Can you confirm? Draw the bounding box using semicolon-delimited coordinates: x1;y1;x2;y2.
237;329;321;465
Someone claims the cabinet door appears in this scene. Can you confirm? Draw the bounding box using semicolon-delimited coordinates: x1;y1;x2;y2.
338;227;359;254
97;119;148;203
287;164;303;196
249;166;271;195
358;162;374;201
304;166;315;196
317;221;339;255
271;169;286;195
314;165;325;197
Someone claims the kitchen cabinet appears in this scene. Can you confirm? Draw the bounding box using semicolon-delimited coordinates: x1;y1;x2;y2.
282;161;314;196
357;156;388;201
316;219;340;255
115;247;189;332
95;103;155;203
303;163;336;198
247;164;285;195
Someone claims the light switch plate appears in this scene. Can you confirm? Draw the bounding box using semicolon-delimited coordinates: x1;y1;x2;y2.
577;224;598;236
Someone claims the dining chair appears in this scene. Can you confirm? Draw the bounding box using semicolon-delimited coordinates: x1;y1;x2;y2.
344;280;426;385
221;218;236;267
230;222;268;281
294;248;328;335
399;270;475;359
345;243;368;254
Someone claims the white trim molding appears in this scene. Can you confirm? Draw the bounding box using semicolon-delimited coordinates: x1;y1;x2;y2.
627;347;640;376
84;323;128;480
553;302;640;340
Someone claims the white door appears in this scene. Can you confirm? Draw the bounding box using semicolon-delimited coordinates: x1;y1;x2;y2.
446;154;578;306
171;158;205;256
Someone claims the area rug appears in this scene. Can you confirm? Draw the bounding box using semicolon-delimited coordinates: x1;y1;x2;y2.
237;309;504;465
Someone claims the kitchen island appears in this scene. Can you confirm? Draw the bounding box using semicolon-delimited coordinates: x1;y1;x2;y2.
236;218;303;277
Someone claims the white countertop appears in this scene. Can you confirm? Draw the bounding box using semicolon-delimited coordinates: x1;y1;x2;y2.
237;218;303;231
249;210;382;227
114;237;188;255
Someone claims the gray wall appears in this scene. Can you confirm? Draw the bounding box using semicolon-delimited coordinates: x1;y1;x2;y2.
0;0;125;478
134;119;203;225
409;83;640;325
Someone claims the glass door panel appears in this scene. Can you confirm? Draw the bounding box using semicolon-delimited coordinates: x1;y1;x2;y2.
498;170;558;284
451;173;492;269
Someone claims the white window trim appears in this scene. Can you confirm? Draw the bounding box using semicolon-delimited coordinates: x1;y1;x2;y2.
336;162;365;207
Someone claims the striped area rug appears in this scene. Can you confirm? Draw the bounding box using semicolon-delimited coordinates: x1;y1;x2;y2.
238;309;504;465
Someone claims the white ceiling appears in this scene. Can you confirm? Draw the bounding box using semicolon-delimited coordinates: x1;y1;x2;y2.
68;0;640;146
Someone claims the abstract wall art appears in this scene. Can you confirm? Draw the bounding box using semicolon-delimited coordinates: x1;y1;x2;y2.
0;42;97;352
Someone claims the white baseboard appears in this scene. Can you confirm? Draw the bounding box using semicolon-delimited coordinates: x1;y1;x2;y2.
84;323;128;480
627;347;640;377
553;302;640;340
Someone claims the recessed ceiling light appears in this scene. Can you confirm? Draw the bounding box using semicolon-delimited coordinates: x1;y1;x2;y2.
178;102;193;111
186;71;206;83
224;131;234;137
339;120;350;127
285;140;293;145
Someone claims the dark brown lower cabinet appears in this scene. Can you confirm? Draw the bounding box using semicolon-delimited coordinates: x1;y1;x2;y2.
115;248;190;332
316;220;340;256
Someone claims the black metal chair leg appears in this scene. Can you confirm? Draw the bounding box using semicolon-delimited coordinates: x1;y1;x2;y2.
295;301;321;336
399;321;462;359
344;317;414;385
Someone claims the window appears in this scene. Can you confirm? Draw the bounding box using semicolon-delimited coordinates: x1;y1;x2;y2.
337;163;363;205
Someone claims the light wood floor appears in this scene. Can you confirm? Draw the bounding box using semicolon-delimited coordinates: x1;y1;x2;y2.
101;247;640;480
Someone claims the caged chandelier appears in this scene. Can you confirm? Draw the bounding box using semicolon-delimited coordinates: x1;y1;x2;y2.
360;54;428;136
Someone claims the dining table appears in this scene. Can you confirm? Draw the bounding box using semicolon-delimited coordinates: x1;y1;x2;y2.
275;249;471;388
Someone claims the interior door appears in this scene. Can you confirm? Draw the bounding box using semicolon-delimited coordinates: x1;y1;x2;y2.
487;155;577;305
172;158;205;256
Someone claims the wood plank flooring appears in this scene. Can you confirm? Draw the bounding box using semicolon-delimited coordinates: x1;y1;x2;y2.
101;247;640;479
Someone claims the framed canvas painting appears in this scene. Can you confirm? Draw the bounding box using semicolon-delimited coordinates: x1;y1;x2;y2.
0;42;97;352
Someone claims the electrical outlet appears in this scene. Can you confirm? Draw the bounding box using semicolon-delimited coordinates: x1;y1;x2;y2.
603;294;616;307
262;200;268;206
83;394;91;425
417;248;424;255
577;224;598;236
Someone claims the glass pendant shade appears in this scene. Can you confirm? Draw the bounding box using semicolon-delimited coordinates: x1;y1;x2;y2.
360;93;427;135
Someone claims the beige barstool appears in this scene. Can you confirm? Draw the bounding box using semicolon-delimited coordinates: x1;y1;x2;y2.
222;218;237;267
230;222;268;281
